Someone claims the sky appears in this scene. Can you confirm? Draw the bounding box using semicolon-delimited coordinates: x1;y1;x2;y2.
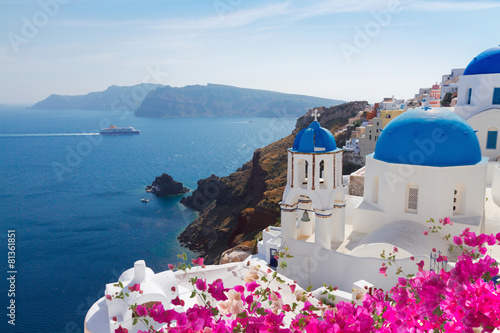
1;0;500;105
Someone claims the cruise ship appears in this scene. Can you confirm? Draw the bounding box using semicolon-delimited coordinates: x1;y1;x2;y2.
100;125;140;135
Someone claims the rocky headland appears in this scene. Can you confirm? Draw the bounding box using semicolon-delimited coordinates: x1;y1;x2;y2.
146;173;190;197
178;101;369;264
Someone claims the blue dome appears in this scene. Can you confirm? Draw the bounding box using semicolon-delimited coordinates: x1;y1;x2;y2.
292;121;337;153
374;108;482;167
463;46;500;76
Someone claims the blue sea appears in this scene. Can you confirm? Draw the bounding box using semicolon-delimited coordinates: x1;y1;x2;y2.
0;105;296;333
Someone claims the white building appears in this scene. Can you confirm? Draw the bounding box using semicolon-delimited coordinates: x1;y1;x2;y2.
455;46;500;165
353;108;488;236
258;106;500;292
441;68;465;97
343;138;359;154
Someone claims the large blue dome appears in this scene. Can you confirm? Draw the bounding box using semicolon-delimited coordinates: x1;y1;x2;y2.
373;108;482;167
463;46;500;76
292;121;337;153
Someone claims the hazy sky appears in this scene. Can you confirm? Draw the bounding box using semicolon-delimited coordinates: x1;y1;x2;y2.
1;0;500;104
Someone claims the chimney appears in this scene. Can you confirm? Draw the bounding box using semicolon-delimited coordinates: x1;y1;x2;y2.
133;260;146;283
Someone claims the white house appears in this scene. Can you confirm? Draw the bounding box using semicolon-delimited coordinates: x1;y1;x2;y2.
455;46;500;165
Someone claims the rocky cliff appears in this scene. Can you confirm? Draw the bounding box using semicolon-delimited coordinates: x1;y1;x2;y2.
135;83;344;118
178;101;369;263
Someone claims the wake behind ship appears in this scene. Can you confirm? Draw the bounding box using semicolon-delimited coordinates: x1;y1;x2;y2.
100;125;140;135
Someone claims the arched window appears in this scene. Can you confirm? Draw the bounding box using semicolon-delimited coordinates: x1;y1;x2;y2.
305;161;309;181
372;175;379;204
406;184;419;213
319;160;325;181
453;183;465;215
487;127;498;150
467;88;472;105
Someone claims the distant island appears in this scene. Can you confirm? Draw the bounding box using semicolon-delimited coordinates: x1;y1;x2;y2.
31;83;344;118
30;83;163;111
135;84;344;118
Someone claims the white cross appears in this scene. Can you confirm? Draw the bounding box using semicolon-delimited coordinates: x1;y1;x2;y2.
312;109;320;121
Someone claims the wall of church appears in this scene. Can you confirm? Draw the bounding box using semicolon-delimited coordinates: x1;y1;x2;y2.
353;157;487;234
455;73;500;120
467;109;500;161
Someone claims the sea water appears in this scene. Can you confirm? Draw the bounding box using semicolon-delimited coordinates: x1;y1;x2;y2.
0;105;296;333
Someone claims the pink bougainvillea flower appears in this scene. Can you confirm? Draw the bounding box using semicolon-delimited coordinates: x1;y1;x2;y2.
171;296;185;307
196;278;207;292
191;257;204;266
233;285;245;293
112;316;117;322
106;294;112;301
289;284;296;293
453;236;463;246
379;266;387;275
393;247;398;253
423;231;429;236
207;279;228;301
135;304;148;317
128;284;141;292
115;326;128;333
436;255;448;262
417;260;425;271
245;280;259;293
168;264;174;270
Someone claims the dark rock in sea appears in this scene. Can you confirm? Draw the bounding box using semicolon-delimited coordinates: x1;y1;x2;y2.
146;173;189;197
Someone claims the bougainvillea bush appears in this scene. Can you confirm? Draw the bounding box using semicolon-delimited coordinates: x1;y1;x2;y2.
111;224;500;333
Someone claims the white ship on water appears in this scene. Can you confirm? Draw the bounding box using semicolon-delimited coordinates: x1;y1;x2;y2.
100;125;140;135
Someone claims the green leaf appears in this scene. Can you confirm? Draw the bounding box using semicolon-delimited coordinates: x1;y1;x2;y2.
190;291;196;298
433;306;443;316
306;285;313;292
256;307;267;316
132;318;138;325
236;312;248;318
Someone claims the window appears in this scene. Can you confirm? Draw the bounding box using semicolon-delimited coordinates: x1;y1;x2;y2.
487;129;498;150
319;160;325;181
493;88;500;105
406;185;419;213
369;135;372;140
467;88;472;105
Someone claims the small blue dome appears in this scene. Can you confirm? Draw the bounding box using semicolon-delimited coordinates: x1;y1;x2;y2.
463;46;500;76
292;121;337;153
374;108;481;167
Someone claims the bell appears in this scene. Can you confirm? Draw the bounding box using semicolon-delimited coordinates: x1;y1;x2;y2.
301;211;310;222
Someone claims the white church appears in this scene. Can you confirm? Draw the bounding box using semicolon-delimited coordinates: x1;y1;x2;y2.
85;46;500;332
258;45;500;292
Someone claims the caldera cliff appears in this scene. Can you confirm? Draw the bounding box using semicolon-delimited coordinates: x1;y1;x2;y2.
178;101;369;264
